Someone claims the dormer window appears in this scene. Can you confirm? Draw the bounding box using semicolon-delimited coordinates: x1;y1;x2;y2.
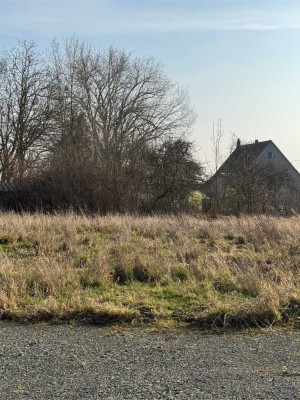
268;152;273;159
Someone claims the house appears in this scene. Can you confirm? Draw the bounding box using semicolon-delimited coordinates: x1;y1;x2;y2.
203;139;300;214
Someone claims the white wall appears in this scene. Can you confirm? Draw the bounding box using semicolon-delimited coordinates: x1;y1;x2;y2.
257;142;300;187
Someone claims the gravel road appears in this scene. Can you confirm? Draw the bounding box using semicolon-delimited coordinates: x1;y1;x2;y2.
0;323;299;400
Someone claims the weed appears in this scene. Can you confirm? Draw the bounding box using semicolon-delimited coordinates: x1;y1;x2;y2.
171;264;189;282
113;264;134;284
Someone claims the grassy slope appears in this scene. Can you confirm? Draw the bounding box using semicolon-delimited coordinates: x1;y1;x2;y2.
0;213;299;328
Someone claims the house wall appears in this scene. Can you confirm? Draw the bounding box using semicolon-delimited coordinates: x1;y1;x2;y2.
257;142;300;187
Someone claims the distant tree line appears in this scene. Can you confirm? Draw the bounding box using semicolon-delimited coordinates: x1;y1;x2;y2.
0;39;202;213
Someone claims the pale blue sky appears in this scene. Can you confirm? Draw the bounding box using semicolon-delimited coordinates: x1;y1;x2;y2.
1;0;300;169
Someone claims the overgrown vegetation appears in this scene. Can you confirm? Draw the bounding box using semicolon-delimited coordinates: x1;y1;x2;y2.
0;39;201;213
0;213;299;329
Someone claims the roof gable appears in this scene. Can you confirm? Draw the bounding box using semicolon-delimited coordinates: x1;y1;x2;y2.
212;140;271;177
262;141;300;179
206;139;300;185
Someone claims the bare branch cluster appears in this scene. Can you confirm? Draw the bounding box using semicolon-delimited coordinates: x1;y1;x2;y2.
0;39;201;213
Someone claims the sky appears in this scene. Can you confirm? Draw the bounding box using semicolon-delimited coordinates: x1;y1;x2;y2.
1;0;300;170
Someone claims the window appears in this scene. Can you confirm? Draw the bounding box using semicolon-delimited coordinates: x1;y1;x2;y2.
268;152;273;159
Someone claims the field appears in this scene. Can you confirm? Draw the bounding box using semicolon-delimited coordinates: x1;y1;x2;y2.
0;212;299;329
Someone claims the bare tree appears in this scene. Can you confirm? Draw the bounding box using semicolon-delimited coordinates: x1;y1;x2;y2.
0;38;200;213
47;40;196;212
208;119;225;209
0;41;51;183
226;154;295;214
209;142;296;214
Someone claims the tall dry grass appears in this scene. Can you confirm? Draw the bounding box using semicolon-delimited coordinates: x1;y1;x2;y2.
0;212;299;327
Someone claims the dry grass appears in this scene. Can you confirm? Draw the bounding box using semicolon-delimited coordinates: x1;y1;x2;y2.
0;212;299;328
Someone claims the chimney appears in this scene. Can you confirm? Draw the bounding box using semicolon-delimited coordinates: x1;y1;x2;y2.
255;139;258;144
237;138;241;148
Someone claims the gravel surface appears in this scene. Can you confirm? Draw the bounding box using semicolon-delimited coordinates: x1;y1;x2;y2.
0;323;299;400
